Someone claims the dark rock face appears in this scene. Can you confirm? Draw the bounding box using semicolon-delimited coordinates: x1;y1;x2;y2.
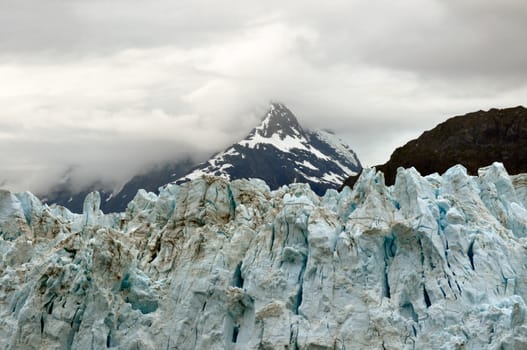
343;106;527;188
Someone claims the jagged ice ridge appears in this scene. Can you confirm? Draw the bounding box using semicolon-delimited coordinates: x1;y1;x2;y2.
1;163;527;349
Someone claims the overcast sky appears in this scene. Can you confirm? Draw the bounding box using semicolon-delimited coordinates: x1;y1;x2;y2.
1;0;526;193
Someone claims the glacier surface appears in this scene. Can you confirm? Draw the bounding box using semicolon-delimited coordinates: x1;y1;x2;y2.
1;163;527;349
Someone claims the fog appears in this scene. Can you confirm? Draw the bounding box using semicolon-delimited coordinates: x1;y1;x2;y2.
1;0;525;193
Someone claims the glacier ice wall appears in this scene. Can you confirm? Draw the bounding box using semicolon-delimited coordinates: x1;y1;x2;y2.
1;163;527;349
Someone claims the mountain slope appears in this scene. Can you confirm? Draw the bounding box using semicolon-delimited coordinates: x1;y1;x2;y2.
41;158;195;213
343;105;527;188
1;163;527;349
177;103;362;195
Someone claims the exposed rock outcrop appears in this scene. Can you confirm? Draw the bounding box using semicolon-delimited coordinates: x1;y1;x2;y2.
343;106;527;188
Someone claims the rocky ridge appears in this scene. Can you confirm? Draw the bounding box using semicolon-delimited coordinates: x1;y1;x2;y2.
1;163;527;349
343;106;527;188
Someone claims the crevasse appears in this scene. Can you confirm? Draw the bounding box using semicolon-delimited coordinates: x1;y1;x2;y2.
0;162;527;349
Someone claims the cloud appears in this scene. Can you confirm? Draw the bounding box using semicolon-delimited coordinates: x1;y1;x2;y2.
0;0;526;193
0;47;249;192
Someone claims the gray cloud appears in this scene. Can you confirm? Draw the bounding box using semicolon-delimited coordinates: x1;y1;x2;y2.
0;0;526;193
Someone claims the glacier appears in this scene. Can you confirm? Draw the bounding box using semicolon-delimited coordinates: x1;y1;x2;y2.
1;162;527;349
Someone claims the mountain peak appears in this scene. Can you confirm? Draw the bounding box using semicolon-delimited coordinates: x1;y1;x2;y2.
252;103;304;139
176;103;362;194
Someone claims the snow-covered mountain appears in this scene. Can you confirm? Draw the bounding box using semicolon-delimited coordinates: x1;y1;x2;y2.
1;163;527;349
40;103;359;212
176;103;362;195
